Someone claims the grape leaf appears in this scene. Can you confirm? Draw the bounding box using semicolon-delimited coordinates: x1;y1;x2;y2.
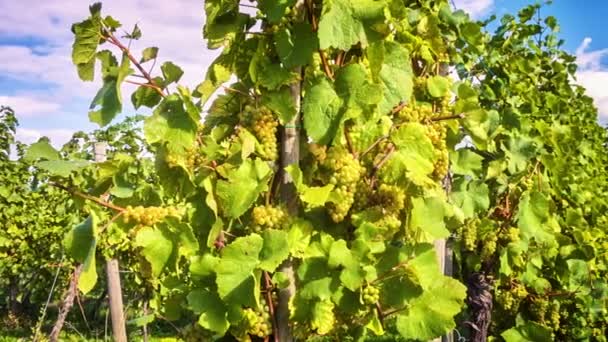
161;61;184;84
450;149;483;177
318;0;386;50
187;289;230;335
303;77;343;145
216;160;271;218
274;22;318;68
135;226;174;277
216;234;263;307
259;229;290;272
144;95;197;154
25;140;60;161
395;276;466;340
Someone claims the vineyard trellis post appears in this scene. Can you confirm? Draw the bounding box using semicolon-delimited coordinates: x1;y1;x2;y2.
94;142;128;342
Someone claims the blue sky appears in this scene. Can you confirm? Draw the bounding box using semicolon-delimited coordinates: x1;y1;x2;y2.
0;0;607;147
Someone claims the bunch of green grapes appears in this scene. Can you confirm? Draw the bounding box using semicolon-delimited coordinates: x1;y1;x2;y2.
495;288;516;313
480;233;498;261
502;226;520;243
438;93;453;117
185;146;203;169
530;298;549;323
377;214;402;233
376;183;406;213
495;282;528;313
240;104;278;161
362;285;380;305
252;205;289;231
352;179;373;211
123;205;181;226
397;103;433;122
425;123;449;180
547;301;561;331
242;307;272;338
461;218;479;252
323;147;363;222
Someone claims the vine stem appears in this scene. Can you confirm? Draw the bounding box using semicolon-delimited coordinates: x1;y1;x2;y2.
370;144;396;187
306;0;334;80
431;113;465;122
50;182;125;212
104;31;166;97
263;271;279;342
49;264;83;342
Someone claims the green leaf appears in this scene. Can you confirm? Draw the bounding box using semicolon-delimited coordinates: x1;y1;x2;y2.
187;289;229;335
161;61;184;84
259;230;290;272
516;191;556;246
64;214;98;294
37;160;89;178
303;77;343;145
383;123;435;186
261;87;297;124
64;214;97;264
131;78;163;109
274;22;318;68
328;239;356;269
451;178;490;219
318;0;386;50
144;95;197;154
501;321;552;342
71;11;102;81
258;0;296;23
190;254;220;277
368;41;414;115
140;47;158;63
450;149;483;177
196;51;234;105
88;53;132;126
426;76;451;98
286;165;335;206
216;160;271;218
334;63;383;119
395;276;466;340
25;140;60;161
216;234;263;307
410;197;449;239
135;226;174;277
249;48;298;90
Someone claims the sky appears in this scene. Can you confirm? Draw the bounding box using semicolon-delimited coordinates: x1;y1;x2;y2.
0;0;607;147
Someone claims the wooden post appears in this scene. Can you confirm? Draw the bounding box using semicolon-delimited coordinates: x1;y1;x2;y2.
94;142;128;342
275;3;305;339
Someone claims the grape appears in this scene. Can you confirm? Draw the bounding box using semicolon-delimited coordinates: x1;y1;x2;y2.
548;301;561;331
240;105;278;161
530;298;549;323
362;285;380;305
376;184;406;213
252;205;290;231
123;205;182;226
321;146;363;222
462;218;479;251
505;226;520;242
242;307;272;338
480;233;497;261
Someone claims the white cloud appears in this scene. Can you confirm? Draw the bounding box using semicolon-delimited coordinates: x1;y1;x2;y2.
575;38;608;119
0;0;223;145
16;127;74;148
0;95;61;117
452;0;494;18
